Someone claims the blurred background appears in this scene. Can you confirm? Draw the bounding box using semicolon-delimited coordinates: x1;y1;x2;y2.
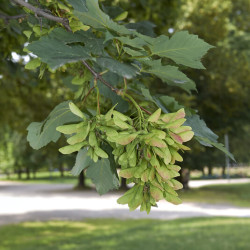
0;0;250;249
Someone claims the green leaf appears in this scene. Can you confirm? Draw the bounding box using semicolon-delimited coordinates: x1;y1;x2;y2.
115;36;148;48
27;101;81;150
27;28;104;69
196;136;235;162
71;148;92;176
27;36;90;70
96;57;138;79
149;31;214;69
67;0;87;12
142;60;196;93
86;158;120;195
185;115;218;144
25;58;41;70
68;0;132;35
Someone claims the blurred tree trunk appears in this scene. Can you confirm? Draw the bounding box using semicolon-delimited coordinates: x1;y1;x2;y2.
177;168;190;190
26;167;30;180
221;165;226;177
120;177;128;190
208;165;213;176
77;170;85;188
59;165;64;177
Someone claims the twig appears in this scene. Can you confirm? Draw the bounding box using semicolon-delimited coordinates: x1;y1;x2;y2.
12;0;72;32
0;13;26;23
83;86;95;104
81;61;119;94
139;105;152;115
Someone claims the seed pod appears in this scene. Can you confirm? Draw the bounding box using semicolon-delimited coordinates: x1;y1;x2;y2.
150;155;160;168
151;179;164;191
128;185;144;211
146;202;151;214
94;147;108;158
113;116;131;129
163;183;178;196
148;167;156;181
169;132;183;144
92;152;99;162
128;149;137;167
171;126;192;134
165;137;175;145
164;192;182;205
170;179;183;190
89;131;98;147
69;102;85;119
116;133;137;145
178;131;194;142
134;160;147;178
141;168;150;182
145;137;167;148
163;118;186;129
169;147;183;162
67;123;90;145
151;129;166;139
168;165;181;172
56;123;82;134
113;111;132;124
98;126;118;137
117;185;137;205
148;108;161;122
119;168;137;178
150;185;163;201
59;141;87;154
155;166;171;181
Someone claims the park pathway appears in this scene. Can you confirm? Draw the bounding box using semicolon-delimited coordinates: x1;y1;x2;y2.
0;179;250;225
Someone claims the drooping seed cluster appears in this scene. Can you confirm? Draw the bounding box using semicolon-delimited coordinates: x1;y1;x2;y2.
57;102;194;213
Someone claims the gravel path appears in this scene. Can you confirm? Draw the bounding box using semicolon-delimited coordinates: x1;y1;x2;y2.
0;179;250;225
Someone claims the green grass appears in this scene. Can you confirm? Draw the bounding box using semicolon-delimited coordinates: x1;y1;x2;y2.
0;171;79;185
180;183;250;207
0;218;249;250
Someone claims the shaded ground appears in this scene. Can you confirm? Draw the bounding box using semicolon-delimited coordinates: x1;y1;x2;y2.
0;179;250;225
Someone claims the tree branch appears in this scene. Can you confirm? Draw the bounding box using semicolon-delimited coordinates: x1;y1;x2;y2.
81;61;119;94
10;0;151;115
12;0;72;32
0;13;27;23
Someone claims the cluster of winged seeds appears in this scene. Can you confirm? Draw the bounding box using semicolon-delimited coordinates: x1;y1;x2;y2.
56;102;194;213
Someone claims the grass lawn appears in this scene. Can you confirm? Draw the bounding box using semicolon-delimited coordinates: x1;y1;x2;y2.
0;217;249;250
0;171;79;185
180;182;250;207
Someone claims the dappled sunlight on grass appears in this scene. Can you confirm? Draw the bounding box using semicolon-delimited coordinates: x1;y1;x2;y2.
180;183;250;207
0;218;250;250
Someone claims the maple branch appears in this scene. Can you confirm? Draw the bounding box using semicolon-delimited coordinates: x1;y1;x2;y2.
12;0;72;32
81;60;119;94
81;60;152;115
10;0;151;115
0;12;26;23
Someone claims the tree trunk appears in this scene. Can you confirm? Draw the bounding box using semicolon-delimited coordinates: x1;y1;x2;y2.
221;165;226;177
26;167;30;180
202;167;205;177
120;177;128;190
17;170;22;180
77;170;85;188
208;165;213;176
59;165;64;177
177;168;190;190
